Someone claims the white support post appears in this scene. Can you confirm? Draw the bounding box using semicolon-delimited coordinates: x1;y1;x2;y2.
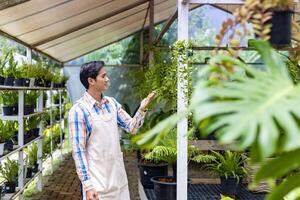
18;90;24;200
177;1;189;200
59;89;63;160
26;47;32;64
149;0;154;67
37;91;43;191
50;89;53;174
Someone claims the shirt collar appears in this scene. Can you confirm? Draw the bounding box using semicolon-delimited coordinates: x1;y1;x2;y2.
83;91;108;109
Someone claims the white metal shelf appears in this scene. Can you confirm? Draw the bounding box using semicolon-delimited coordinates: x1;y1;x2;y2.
0;111;46;121
2;169;43;200
0;136;43;162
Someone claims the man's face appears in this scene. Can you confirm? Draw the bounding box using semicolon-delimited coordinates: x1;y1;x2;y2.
88;67;109;92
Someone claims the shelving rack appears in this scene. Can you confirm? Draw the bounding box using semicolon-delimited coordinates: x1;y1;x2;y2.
0;85;66;200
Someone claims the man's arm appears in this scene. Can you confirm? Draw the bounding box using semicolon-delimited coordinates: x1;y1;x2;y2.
68;107;93;192
111;98;146;134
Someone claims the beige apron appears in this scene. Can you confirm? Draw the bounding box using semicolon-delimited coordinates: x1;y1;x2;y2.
81;98;130;200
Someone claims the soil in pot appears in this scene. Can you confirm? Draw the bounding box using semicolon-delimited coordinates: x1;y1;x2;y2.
138;161;168;189
151;176;192;200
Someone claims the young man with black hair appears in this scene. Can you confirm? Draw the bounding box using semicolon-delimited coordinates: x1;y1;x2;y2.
69;61;155;200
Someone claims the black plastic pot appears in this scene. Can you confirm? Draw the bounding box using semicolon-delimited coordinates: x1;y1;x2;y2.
270;10;292;47
24;104;35;115
0;76;4;85
139;162;168;189
45;81;51;88
31;128;40;137
32;163;39;173
4;77;14;86
24;78;30;87
4;182;16;193
2;106;18;116
26;167;33;178
4;140;13;151
14;78;24;86
151;176;192;200
34;79;44;87
220;177;239;196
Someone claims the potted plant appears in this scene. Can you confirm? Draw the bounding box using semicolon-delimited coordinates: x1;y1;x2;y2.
0;91;18;115
25;142;38;178
2;121;16;152
0;158;19;193
24;91;38;115
215;0;294;54
25;116;40;138
193;151;247;197
144;129;209;200
3;51;17;86
0;50;9;85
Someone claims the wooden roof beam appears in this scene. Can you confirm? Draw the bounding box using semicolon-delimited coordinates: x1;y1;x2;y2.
0;0;29;11
32;0;149;47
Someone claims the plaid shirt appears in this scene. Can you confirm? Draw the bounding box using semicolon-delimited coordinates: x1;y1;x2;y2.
68;92;145;191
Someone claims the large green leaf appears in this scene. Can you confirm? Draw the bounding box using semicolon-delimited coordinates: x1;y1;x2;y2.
255;148;300;183
192;43;300;160
265;171;300;200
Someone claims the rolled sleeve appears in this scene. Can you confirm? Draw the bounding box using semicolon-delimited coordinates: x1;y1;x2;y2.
111;98;146;134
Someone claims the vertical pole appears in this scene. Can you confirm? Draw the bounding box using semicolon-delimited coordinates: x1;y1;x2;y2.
50;89;53;174
140;30;144;65
177;1;189;200
18;90;24;200
26;47;32;64
37;91;43;191
149;0;154;67
59;89;63;160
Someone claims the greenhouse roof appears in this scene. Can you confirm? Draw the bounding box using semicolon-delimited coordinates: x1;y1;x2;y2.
0;0;297;63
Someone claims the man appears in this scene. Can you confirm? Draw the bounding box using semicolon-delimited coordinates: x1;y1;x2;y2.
68;61;155;200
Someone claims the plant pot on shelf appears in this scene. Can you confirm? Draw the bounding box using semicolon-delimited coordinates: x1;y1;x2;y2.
45;81;51;88
269;10;292;47
2;105;18;116
34;79;44;87
4;181;16;193
23;78;30;87
26;167;33;178
0;76;4;85
220;177;240;196
24;104;35;115
4;140;13;151
14;78;24;86
31;128;40;137
32;163;39;173
4;77;14;86
151;176;192;200
138;161;168;189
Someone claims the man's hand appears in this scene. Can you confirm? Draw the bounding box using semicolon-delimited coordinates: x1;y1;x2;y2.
140;91;156;112
86;189;99;200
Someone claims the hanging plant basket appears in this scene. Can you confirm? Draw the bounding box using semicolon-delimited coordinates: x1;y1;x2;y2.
269;10;292;47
